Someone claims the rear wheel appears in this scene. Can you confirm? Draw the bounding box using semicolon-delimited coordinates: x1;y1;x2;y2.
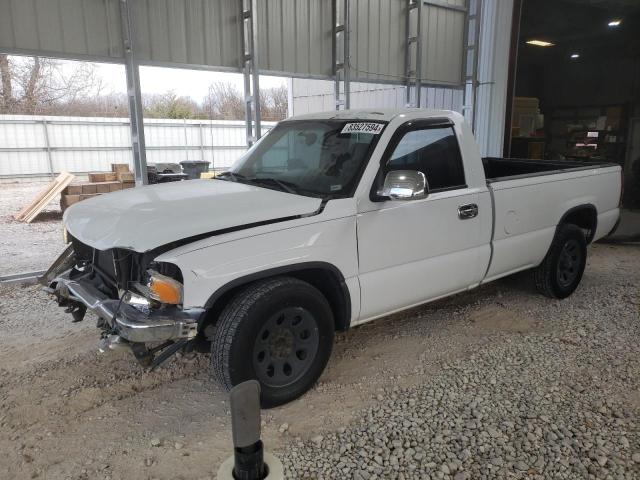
533;223;587;299
210;276;334;408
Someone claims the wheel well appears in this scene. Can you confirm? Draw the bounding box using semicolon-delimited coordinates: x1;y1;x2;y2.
199;264;351;336
560;205;597;243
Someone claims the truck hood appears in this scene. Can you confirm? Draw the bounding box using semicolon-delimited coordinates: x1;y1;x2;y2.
64;179;323;252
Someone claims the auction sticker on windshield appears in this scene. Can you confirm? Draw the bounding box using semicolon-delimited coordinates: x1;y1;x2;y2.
341;123;385;134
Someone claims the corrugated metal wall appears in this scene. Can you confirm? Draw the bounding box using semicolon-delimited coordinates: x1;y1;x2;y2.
350;0;468;86
290;78;464;115
421;0;467;85
0;115;275;179
349;0;406;83
0;0;123;61
132;0;241;70
0;0;468;86
257;0;333;77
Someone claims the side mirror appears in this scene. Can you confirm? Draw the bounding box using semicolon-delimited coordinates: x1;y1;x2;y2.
378;170;428;200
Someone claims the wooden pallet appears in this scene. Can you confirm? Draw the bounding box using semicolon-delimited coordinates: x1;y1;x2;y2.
14;171;75;223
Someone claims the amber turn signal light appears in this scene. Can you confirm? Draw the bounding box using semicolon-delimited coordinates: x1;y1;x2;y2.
147;271;183;305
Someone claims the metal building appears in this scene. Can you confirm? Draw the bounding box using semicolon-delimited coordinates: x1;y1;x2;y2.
0;0;515;182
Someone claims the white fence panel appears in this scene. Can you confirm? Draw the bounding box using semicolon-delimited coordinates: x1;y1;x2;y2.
0;115;276;180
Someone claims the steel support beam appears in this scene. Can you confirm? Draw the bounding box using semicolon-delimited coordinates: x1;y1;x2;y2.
462;0;483;132
119;0;148;186
333;0;351;110
405;0;423;107
42;120;54;178
198;123;205;161
241;0;262;146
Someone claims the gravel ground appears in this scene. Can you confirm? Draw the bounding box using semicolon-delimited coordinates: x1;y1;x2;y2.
0;232;638;478
281;245;640;480
0;182;68;276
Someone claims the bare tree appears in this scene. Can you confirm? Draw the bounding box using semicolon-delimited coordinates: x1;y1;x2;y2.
203;82;245;120
0;55;103;114
203;81;288;121
0;58;290;121
54;93;130;117
260;85;288;121
0;54;14;112
143;91;205;119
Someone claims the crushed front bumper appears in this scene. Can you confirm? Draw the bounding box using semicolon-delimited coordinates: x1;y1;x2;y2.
48;270;202;344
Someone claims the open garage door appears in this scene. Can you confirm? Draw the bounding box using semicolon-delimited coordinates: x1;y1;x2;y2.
508;0;640;207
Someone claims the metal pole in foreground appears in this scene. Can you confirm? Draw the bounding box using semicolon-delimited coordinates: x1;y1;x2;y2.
231;380;264;479
120;0;148;186
217;380;283;480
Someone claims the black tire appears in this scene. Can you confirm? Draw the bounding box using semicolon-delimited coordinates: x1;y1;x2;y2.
210;276;334;408
533;223;587;299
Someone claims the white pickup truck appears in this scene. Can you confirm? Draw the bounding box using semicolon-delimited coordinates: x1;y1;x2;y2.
43;108;622;406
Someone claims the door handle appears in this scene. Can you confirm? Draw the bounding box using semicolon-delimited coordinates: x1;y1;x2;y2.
458;203;478;219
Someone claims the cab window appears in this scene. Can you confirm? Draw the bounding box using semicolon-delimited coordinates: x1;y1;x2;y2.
385;126;466;191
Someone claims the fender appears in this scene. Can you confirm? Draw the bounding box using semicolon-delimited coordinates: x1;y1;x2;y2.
202;261;352;331
557;204;597;243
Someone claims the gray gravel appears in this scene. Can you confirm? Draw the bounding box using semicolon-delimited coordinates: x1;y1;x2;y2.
280;247;640;480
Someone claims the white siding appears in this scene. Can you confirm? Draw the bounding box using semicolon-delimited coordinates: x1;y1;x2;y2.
290;78;464;115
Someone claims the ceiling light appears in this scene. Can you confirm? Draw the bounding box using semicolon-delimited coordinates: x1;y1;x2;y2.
570;53;580;59
526;40;555;47
608;19;622;27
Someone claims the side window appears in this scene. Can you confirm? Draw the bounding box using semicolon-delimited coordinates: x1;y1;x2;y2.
386;126;466;191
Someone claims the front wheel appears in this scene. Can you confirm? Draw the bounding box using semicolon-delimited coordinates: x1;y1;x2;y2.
533;223;587;299
210;277;334;408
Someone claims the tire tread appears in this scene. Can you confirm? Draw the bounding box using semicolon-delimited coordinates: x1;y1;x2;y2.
533;223;586;299
211;276;318;391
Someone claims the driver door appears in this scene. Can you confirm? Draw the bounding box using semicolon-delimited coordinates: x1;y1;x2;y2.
356;122;486;321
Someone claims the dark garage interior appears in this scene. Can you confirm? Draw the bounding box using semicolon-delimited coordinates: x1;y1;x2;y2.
509;0;640;208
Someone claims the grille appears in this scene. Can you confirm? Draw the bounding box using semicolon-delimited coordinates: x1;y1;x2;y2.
70;236;93;263
94;250;117;282
70;235;116;283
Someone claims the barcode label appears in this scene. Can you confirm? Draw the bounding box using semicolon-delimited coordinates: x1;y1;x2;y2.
341;122;385;135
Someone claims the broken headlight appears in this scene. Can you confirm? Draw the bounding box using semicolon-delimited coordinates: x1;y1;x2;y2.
146;270;183;305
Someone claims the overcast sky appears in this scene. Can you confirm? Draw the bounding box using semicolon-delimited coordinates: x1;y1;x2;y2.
93;61;287;100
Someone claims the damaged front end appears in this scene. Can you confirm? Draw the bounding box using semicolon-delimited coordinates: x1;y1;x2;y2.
41;238;204;369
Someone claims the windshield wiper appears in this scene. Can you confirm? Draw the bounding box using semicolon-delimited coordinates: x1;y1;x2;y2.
217;173;319;198
248;177;298;195
216;171;248;182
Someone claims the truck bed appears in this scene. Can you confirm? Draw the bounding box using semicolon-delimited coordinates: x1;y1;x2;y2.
482;157;614;182
481;156;621;283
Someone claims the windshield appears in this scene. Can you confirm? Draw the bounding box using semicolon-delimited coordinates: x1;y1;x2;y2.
221;120;386;198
